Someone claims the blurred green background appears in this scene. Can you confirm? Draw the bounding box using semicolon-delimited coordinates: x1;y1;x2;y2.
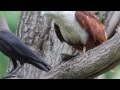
0;11;21;78
0;11;119;79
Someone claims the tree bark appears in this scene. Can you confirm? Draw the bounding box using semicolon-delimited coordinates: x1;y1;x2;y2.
8;11;120;79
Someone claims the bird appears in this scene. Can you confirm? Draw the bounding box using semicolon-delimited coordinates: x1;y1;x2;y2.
0;16;51;79
41;11;107;60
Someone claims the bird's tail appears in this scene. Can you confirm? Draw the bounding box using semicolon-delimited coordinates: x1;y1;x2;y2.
31;59;51;72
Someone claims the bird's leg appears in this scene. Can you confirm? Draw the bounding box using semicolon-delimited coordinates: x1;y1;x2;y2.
110;68;117;72
61;46;79;61
7;59;17;74
3;60;24;79
83;46;86;53
3;66;23;79
3;59;17;79
60;46;87;62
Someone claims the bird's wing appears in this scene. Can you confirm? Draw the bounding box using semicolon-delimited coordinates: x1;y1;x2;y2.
75;11;107;43
0;31;46;62
0;31;51;71
54;23;66;43
1;38;50;71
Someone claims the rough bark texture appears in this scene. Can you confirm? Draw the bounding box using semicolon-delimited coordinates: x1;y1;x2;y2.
13;11;70;79
8;11;120;79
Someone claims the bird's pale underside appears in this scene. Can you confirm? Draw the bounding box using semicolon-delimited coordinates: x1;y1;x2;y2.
41;11;107;52
41;11;107;62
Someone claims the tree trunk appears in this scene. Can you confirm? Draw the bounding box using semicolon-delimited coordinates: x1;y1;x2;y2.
8;11;120;79
14;11;71;79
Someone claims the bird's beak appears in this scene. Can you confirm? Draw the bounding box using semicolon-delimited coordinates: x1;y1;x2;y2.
41;11;46;17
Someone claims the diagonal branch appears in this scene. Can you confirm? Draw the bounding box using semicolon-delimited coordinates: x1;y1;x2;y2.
41;11;120;79
105;11;120;39
42;28;120;79
6;11;120;79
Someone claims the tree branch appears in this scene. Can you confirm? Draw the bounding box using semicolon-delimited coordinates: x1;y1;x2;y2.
105;11;120;39
7;11;120;79
42;30;120;79
41;11;120;79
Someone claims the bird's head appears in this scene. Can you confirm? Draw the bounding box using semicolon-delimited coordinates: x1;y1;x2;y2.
41;11;74;17
0;16;10;31
41;11;61;17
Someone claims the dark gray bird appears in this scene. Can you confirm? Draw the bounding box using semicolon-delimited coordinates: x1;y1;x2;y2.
0;16;51;78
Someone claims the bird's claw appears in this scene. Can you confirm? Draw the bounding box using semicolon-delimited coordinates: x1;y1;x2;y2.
2;74;17;79
60;53;79;62
2;73;23;79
